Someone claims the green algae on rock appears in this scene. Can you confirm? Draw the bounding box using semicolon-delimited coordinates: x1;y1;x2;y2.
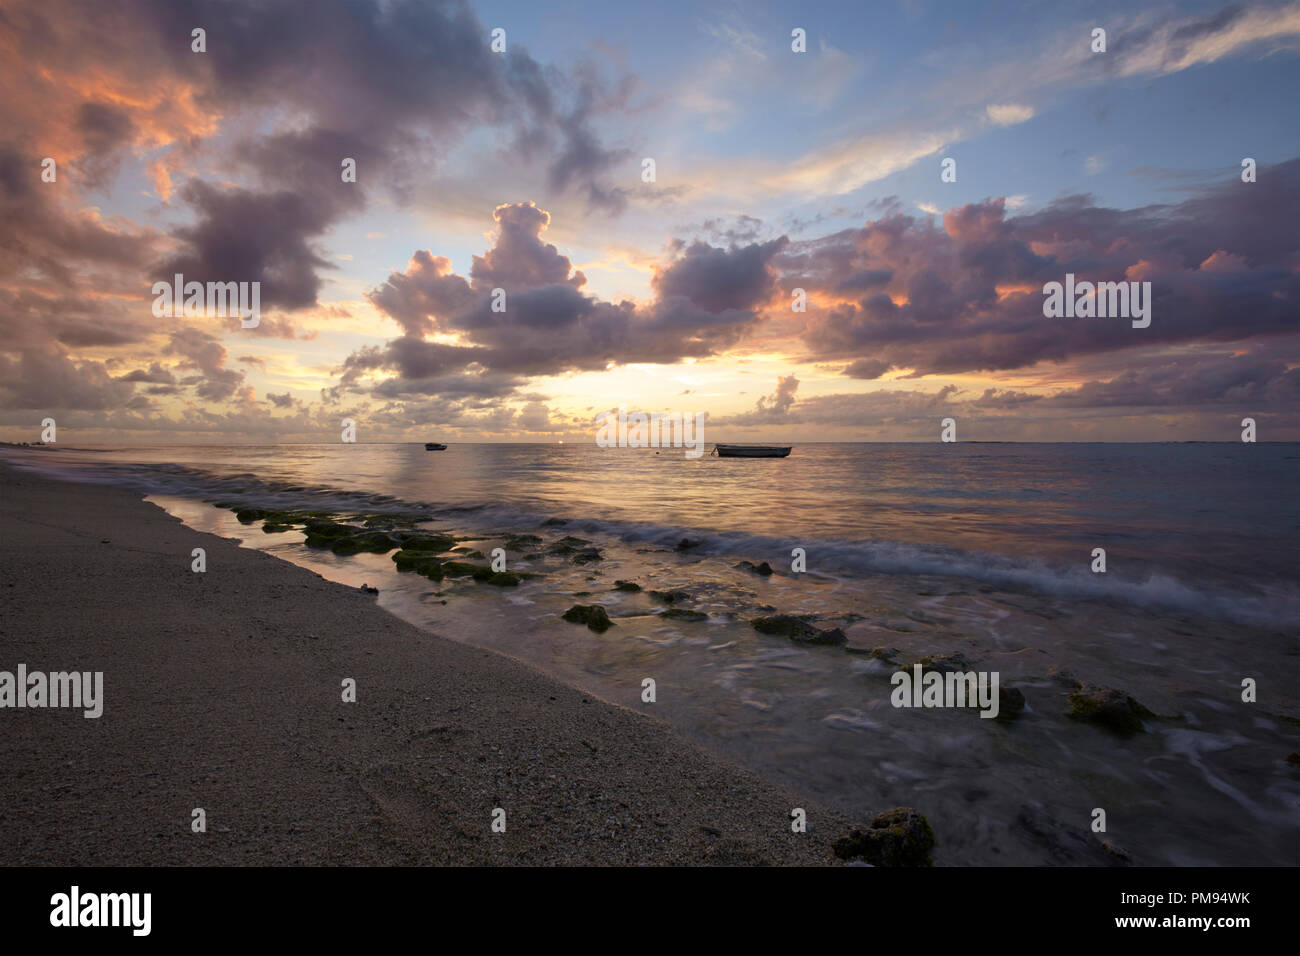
396;533;456;552
328;532;397;556
561;604;614;632
833;808;936;867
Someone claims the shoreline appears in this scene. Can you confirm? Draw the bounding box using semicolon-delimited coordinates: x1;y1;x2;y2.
0;461;854;865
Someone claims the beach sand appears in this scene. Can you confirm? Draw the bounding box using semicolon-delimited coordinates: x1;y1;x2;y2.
0;461;850;865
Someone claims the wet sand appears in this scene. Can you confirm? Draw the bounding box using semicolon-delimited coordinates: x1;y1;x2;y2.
0;461;850;865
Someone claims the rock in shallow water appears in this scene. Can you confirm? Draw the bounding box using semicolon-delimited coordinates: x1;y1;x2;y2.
561;604;614;632
750;615;847;646
834;808;936;867
1067;685;1154;735
660;608;708;622
736;560;774;576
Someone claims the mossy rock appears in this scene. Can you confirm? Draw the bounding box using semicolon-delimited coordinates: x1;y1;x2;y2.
330;532;397;556
548;535;591;555
834;808;936;867
235;508;271;524
612;580;641;592
262;522;295;533
649;589;689;605
391;551;446;580
751;615;847;646
361;513;425;528
1067;685;1154;736
302;519;359;541
562;604;614;632
440;560;489;579
570;547;603;565
397;533;456;552
660;608;708;622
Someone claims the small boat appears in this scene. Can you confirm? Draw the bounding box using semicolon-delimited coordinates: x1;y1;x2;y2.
424;442;447;451
713;444;791;458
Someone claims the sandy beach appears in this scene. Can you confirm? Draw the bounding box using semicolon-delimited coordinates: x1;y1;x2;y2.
0;461;854;865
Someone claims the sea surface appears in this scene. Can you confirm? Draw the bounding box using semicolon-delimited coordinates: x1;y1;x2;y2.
6;441;1298;865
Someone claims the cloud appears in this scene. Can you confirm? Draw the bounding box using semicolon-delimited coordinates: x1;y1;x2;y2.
782;159;1300;379
986;103;1034;126
346;202;788;397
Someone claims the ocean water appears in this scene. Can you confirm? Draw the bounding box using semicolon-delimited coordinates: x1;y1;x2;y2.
6;442;1298;865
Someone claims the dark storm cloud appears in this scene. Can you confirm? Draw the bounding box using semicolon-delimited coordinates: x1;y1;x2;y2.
651;237;789;314
787;159;1300;379
160;181;337;311
346;204;788;396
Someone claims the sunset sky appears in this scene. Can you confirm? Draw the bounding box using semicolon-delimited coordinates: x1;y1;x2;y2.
2;0;1298;443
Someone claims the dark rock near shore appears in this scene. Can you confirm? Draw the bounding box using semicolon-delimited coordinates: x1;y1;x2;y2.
751;615;847;646
675;537;703;551
660;608;708;622
612;580;641;592
570;547;603;565
330;532;398;556
649;589;689;604
736;560;773;576
833;808;936;867
997;685;1027;717
440;561;518;586
390;551;446;580
548;536;592;557
562;604;614;632
397;533;456;552
302;519;358;547
503;534;543;550
1067;685;1154;735
903;652;974;673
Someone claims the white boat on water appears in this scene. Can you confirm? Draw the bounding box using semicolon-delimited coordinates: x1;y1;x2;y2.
713;444;791;458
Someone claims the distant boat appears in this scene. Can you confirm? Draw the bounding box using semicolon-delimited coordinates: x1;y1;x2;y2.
713;444;791;458
424;442;447;451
